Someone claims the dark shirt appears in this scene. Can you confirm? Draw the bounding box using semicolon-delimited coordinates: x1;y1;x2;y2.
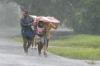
20;15;34;39
20;15;33;30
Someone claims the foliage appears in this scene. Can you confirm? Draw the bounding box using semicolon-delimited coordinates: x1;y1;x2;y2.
12;0;100;33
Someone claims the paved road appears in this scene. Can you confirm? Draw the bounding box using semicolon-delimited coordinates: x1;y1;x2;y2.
0;38;100;66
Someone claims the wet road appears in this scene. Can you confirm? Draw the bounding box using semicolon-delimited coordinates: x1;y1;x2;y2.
0;38;100;66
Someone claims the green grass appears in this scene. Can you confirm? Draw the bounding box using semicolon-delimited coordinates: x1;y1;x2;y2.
49;34;100;48
48;47;100;60
14;34;100;60
13;35;22;42
48;34;100;60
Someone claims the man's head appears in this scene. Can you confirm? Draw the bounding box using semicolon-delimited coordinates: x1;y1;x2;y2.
38;21;45;28
22;10;28;17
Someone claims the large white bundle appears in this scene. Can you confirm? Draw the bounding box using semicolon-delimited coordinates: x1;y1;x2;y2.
30;15;60;23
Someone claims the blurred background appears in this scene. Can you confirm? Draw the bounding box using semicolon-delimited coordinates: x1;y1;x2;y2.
0;0;100;60
0;0;100;37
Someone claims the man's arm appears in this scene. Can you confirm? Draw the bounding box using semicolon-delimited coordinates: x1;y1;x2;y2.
50;23;57;29
20;19;28;26
20;18;32;27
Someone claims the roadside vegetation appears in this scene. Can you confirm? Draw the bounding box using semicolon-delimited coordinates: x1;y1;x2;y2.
14;34;100;60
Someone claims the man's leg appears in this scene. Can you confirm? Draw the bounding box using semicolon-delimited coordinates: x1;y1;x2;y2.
38;42;43;55
31;31;37;49
43;36;48;56
31;36;34;48
26;37;33;52
22;36;28;53
43;44;48;57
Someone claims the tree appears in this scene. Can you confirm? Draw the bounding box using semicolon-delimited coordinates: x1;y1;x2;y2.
9;0;100;34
